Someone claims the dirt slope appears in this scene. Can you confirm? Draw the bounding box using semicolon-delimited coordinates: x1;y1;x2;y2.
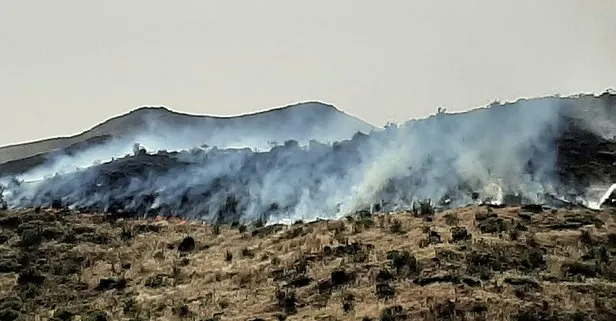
1;205;616;320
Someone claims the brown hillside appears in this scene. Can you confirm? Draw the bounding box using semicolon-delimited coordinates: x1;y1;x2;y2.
1;205;616;320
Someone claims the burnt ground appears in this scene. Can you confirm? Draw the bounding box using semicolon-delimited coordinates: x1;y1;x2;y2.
7;112;616;220
4;94;616;217
556;119;616;190
2;205;616;320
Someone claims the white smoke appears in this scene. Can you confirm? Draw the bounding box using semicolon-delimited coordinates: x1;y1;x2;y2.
3;93;616;223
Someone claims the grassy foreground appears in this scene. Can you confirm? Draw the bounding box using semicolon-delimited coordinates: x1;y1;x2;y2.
1;205;616;320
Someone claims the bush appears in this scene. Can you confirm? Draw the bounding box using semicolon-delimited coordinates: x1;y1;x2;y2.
330;269;355;287
451;226;471;242
412;199;435;219
419;199;434;215
376;282;395;300
173;304;192;318
0;309;20;321
561;261;597;278
17;267;44;285
241;247;255;258
85;311;109;321
380;305;407;321
478;217;509;234
389;219;404;234
275;289;297;315
386;250;419;277
0;258;22;273
254;215;265;228
95;277;127;291
178;236;196;253
52;309;74;321
342;293;355;313
19;228;42;248
145;274;165;288
238;224;247;233
432;299;462;320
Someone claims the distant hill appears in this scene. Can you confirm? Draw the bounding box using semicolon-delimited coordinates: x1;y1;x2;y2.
0;102;376;166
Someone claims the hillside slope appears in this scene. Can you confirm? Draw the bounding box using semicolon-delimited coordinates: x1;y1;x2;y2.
0;102;376;165
1;205;616;320
5;92;616;221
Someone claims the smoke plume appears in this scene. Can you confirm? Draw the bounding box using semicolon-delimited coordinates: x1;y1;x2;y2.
2;93;616;224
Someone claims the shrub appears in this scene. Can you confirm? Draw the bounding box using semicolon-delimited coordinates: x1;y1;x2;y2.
386;250;419;277
19;228;42;248
451;226;471;242
380;305;407;321
275;289;297;315
178;236;196;252
389;219;404;234
17;267;44;285
376;282;395;300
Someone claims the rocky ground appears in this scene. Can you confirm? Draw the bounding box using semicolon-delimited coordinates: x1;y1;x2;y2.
1;204;616;321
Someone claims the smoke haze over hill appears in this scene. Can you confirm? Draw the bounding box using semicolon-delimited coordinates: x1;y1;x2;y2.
0;102;375;181
2;93;616;224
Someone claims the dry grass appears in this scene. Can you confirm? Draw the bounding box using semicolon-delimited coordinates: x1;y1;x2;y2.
1;205;616;320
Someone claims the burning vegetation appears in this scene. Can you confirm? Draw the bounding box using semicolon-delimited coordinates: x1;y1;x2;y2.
2;92;616;319
3;92;616;224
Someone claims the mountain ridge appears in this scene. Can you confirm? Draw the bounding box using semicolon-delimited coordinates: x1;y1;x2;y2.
0;101;376;165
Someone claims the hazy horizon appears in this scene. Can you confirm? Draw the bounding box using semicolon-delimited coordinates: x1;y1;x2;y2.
1;0;615;147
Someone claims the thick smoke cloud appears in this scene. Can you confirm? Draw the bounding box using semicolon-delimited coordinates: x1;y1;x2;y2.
2;94;616;224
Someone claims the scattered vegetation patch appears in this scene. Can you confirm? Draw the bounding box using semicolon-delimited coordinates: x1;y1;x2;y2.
386;250;419;278
0;205;614;319
450;226;471;242
478;216;510;234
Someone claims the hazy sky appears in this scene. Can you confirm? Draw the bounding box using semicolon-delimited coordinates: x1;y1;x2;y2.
1;0;615;146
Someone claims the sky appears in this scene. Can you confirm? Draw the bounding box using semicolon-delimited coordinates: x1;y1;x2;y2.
1;0;615;147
